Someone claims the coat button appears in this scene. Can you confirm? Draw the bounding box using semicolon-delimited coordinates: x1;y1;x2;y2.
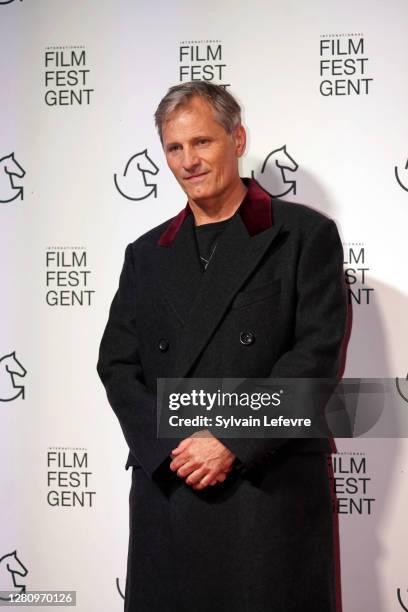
240;331;255;346
158;338;169;352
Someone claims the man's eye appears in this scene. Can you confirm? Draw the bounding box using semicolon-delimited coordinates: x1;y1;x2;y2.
168;145;181;152
197;139;209;145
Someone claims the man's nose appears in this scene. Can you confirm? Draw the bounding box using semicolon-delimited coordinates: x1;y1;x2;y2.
182;148;200;172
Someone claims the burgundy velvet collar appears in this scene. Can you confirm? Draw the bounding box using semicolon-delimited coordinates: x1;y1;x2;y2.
157;177;272;246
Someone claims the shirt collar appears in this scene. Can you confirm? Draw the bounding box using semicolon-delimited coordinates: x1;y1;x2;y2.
157;177;272;246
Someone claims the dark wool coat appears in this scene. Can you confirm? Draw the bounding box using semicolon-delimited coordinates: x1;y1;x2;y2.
97;178;348;612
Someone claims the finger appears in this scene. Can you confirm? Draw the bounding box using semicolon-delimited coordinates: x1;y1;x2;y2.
194;469;231;489
207;474;228;486
185;467;208;487
176;461;200;479
170;459;187;472
171;438;192;455
193;473;214;490
169;451;191;471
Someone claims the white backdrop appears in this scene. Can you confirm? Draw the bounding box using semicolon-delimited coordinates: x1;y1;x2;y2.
1;1;407;610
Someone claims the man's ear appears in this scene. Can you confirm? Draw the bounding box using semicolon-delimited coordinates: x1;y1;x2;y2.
233;125;246;158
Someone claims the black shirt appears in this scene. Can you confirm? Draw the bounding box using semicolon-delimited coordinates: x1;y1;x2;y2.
194;217;232;270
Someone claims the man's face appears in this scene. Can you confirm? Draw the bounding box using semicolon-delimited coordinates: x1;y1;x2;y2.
162;95;246;204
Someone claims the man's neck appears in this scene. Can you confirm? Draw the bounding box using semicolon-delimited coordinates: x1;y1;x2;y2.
189;179;248;226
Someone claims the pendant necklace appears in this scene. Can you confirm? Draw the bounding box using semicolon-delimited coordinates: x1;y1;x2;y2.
200;242;218;270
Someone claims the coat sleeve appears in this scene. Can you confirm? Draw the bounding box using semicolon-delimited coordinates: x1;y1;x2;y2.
96;243;176;482
218;217;348;471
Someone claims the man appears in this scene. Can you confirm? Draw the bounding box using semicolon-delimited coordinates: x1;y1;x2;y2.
97;81;347;612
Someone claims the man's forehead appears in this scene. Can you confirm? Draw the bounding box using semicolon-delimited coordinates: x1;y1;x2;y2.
162;96;223;139
166;96;215;121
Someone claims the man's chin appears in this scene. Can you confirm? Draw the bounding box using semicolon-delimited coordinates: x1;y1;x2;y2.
185;185;213;202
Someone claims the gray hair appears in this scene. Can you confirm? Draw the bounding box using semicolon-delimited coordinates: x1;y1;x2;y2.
154;81;242;144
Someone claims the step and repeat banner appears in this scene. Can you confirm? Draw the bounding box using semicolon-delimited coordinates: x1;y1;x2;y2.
1;1;407;610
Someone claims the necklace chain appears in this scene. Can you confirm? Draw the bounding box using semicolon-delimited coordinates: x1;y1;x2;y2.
200;242;218;270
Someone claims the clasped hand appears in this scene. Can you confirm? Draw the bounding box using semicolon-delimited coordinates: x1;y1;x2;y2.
170;430;235;490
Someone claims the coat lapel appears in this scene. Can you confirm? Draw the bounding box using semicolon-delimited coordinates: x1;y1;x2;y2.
158;212;203;325
170;212;283;377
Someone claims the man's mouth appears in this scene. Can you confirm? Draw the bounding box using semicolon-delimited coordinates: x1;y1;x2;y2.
184;172;209;182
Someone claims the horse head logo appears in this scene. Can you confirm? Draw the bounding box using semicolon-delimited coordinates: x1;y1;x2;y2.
0;551;28;600
395;158;408;192
114;149;159;201
396;373;408;404
0;351;27;402
0;153;25;203
251;145;298;197
397;588;408;611
116;577;125;599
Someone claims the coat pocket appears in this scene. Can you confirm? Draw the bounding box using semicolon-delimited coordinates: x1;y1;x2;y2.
231;278;281;310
